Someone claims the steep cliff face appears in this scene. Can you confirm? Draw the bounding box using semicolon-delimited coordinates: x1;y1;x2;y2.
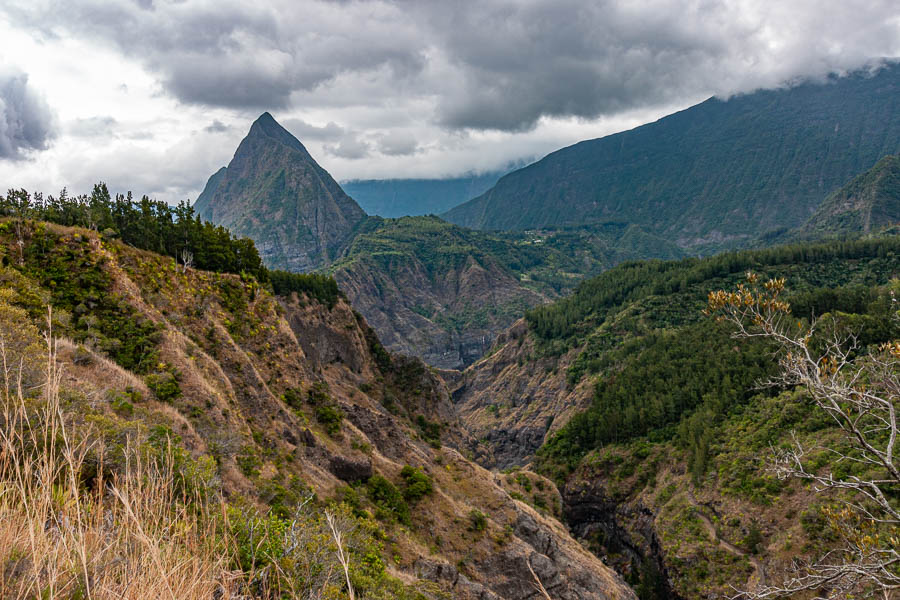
449;320;593;468
331;219;550;369
195;113;368;271
0;220;636;600
335;257;543;370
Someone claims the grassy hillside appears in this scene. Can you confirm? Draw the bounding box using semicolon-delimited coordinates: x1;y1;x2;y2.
0;208;636;599
445;63;900;252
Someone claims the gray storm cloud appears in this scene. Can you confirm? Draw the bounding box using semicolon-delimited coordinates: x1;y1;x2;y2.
2;0;899;133
0;68;56;159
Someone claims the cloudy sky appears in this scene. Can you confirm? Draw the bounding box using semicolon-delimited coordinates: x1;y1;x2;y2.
1;0;898;204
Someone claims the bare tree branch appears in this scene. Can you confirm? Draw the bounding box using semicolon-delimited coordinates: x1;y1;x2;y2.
710;274;900;599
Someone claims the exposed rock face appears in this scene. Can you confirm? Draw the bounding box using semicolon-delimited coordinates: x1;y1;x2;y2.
194;112;367;271
9;223;635;600
449;320;593;468
564;479;681;600
335;250;546;370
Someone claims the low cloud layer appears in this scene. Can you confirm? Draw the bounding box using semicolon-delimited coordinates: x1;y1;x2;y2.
0;68;56;159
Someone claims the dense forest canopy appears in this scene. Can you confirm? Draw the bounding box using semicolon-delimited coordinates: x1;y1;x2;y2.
533;237;900;481
526;237;900;353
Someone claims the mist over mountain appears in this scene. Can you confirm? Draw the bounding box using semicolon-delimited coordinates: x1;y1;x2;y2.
341;171;506;218
444;63;900;251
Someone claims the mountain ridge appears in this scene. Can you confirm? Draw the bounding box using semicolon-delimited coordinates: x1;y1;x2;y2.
800;154;900;236
443;63;900;250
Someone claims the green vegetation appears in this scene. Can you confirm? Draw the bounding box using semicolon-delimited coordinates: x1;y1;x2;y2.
801;154;900;237
445;64;900;250
270;269;342;308
2;184;267;280
467;509;487;533
2;185;349;313
399;465;433;502
144;368;182;403
541;320;775;468
527;236;900;358
414;415;442;448
367;474;412;525
534;237;900;476
521;233;900;597
305;381;344;435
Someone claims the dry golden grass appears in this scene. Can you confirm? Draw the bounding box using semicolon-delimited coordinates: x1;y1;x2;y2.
0;328;242;600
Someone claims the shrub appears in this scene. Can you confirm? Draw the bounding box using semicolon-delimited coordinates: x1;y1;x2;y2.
308;381;331;404
145;370;181;403
282;386;303;410
315;404;344;435
414;415;442;448
367;475;410;525
399;465;433;502
744;520;764;555
468;509;487;533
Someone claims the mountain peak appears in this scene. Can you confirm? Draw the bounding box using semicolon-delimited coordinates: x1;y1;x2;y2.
194;113;367;271
247;111;309;156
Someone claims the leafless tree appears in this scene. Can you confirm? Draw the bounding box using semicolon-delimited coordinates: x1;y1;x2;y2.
180;249;194;272
708;274;900;599
325;509;356;600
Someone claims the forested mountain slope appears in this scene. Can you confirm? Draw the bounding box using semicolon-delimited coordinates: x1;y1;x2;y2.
800;154;900;236
0;197;636;599
444;63;900;251
450;235;900;597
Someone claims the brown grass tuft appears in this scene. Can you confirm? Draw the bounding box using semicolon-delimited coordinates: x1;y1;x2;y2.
0;321;242;600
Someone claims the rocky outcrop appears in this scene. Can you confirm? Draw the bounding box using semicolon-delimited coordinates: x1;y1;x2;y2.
449;320;593;468
10;224;635;600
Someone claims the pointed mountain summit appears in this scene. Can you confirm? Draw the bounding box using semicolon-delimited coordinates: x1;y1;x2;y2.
801;154;900;236
195;112;367;271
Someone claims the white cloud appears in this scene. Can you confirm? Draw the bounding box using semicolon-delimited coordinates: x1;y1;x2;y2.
0;0;897;201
